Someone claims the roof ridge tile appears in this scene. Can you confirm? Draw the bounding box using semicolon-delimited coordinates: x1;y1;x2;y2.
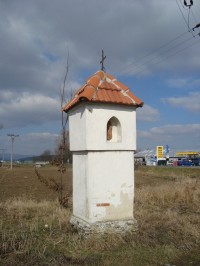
62;70;143;112
79;85;95;101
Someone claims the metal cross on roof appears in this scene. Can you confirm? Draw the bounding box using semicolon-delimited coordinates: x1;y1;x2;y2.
100;49;106;71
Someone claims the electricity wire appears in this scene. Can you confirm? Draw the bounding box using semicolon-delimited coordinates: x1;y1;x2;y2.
191;8;200;34
180;0;200;23
112;1;200;78
188;7;192;31
118;33;198;77
176;0;195;36
179;0;200;35
113;30;189;76
176;0;191;29
123;36;200;77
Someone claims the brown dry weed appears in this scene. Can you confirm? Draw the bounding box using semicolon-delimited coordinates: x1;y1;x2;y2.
0;165;200;265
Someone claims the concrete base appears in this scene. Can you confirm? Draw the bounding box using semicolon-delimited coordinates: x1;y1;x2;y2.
70;215;138;235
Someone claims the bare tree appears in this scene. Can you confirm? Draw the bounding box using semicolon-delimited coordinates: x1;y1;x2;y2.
57;50;75;207
54;50;69;205
35;51;73;208
59;51;69;160
54;130;72;163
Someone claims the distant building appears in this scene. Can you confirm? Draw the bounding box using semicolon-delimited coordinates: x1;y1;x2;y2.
35;161;49;167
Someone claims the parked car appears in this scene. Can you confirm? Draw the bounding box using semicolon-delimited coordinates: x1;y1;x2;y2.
177;159;193;166
157;159;167;166
191;158;200;166
167;160;173;166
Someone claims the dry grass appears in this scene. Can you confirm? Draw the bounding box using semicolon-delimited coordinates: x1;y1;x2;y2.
0;198;75;266
135;177;200;248
0;165;200;265
0;165;72;202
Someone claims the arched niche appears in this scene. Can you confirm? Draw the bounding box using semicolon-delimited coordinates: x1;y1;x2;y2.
106;116;122;142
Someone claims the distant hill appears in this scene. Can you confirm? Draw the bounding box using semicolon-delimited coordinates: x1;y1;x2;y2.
19;156;36;162
0;153;35;161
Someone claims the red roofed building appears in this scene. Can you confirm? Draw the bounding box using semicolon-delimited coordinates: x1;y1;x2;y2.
64;69;143;234
62;70;143;112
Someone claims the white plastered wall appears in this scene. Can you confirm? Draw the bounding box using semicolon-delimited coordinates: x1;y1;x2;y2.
69;103;137;151
73;152;88;221
73;151;134;224
69;102;137;226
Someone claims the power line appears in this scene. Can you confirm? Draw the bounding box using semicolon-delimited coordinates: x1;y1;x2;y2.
188;6;192;31
191;8;200;34
112;1;200;78
118;33;199;77
176;0;195;36
176;0;191;29
132;38;200;76
124;37;200;77
113;30;189;76
177;0;200;35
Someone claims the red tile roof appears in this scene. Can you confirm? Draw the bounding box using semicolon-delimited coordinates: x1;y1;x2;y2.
63;70;143;112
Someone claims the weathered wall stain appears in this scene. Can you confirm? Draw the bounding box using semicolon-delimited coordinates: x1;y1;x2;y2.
104;191;133;221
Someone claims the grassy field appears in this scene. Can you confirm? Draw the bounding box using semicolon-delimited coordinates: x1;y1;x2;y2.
0;165;200;265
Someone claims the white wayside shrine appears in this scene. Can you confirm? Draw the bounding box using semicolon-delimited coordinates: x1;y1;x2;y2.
63;70;143;234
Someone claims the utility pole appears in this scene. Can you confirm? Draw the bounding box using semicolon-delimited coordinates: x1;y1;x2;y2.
7;134;19;169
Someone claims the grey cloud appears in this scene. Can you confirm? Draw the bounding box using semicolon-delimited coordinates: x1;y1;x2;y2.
0;0;200;135
149;124;200;135
137;123;200;150
1;0;199;86
0;132;59;156
0;93;60;127
137;104;160;122
162;92;200;113
18;132;59;155
167;78;200;89
167;78;190;88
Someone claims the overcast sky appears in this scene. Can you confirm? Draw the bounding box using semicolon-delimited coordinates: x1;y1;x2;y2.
0;0;200;157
